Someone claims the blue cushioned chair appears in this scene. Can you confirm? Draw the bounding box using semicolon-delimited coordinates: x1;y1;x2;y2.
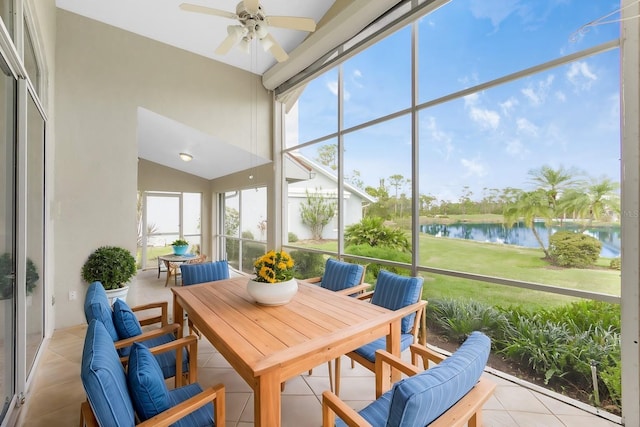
83;281;192;386
334;270;427;396
303;259;370;391
80;319;225;427
180;260;230;286
322;332;496;427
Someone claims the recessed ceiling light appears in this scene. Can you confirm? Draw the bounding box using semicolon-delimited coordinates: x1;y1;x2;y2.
179;152;193;162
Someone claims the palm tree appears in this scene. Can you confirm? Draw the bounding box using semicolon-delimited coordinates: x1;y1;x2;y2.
503;189;555;258
527;165;583;211
558;178;620;228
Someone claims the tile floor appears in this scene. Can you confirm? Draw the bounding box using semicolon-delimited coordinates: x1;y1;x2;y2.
20;269;623;427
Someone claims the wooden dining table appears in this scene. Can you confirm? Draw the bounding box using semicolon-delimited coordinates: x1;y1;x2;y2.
172;276;410;427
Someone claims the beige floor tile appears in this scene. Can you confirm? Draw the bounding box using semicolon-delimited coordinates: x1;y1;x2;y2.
225;392;252;423
494;385;552;413
482;409;520;426
557;413;622;427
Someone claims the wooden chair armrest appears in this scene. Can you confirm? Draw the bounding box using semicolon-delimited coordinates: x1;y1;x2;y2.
393;299;427;318
299;276;321;284
80;401;99;427
355;289;375;301
114;323;180;349
409;343;446;369
374;349;421;397
322;390;372;427
335;283;371;297
430;377;496;427
132;301;169;327
138;384;226;427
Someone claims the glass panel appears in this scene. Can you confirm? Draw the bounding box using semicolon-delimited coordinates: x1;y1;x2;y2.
145;194;180;266
0;56;16;423
0;0;13;42
23;21;39;96
285;68;338;146
418;0;621;103
287;140;339;245
183;193;201;253
344;115;413;270
26;92;44;374
224;192;240;268
240;187;267;241
241;240;266;275
344;25;411;128
418;50;620;280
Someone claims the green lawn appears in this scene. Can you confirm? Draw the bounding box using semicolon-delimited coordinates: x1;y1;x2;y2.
289;233;621;311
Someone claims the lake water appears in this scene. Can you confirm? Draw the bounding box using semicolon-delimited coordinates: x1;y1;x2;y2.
419;222;621;258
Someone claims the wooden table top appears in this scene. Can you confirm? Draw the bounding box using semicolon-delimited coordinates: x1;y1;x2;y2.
172;276;401;383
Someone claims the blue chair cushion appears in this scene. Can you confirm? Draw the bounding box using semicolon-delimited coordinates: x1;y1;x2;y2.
371;270;423;334
127;342;171;421
112;298;143;339
143;334;190;379
180;260;230;286
353;333;415;364
387;332;491;427
335;390;393;427
84;281;119;343
81;319;135;427
320;259;364;292
169;383;216;427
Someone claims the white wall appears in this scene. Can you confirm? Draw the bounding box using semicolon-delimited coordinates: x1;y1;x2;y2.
54;10;271;328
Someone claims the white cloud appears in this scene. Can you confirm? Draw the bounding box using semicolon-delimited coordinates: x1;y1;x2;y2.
469;0;520;28
353;69;362;79
461;158;487;177
463;92;479;107
424;116;454;160
470;107;500;130
351;69;364;89
500;97;519;116
555;91;566;102
516;118;538;136
326;80;350;101
521;75;555;106
566;61;597;91
505;139;529;158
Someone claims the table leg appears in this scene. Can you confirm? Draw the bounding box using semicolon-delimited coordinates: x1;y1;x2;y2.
255;371;281;427
173;294;184;338
387;318;402;383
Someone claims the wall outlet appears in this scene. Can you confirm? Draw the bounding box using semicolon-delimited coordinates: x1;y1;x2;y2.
69;290;77;301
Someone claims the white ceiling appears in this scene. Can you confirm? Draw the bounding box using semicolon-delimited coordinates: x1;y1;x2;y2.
55;0;337;179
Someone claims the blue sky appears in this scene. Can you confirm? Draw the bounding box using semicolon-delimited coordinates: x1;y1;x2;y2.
289;0;621;203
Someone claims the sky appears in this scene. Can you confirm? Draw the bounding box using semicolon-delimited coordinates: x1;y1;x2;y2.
287;0;622;203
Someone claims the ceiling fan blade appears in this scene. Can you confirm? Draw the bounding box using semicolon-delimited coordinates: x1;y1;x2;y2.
244;0;260;14
179;3;237;20
266;16;316;32
265;34;289;62
215;33;239;55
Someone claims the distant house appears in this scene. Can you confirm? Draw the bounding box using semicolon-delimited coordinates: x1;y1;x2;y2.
285;153;376;240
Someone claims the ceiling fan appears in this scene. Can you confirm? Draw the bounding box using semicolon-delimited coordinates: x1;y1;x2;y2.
179;1;317;62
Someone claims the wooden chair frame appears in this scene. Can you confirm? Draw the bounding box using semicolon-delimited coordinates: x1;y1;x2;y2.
322;344;496;427
80;335;224;427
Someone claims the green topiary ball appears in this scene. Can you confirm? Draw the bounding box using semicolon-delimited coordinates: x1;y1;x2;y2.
81;246;136;290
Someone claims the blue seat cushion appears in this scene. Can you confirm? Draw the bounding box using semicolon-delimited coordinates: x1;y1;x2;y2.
335;389;393;427
387;332;491;427
169;383;216;427
352;333;415;364
142;333;190;379
127;342;171;421
84;281;119;342
371;270;423;334
81;319;135;427
180;260;230;286
112;298;143;339
320;259;364;292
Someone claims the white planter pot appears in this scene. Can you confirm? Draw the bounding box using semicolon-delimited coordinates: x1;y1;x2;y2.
246;279;298;306
104;285;129;305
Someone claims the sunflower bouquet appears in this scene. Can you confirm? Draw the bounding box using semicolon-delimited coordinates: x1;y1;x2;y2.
253;250;295;283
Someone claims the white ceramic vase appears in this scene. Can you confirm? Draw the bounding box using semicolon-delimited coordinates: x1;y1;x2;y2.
246;278;298;306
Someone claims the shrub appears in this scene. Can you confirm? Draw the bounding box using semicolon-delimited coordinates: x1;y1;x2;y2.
81;246;136;290
241;242;265;274
289;250;325;278
242;230;255;239
0;253;40;298
288;232;298;243
549;231;601;268
427;298;509;343
609;257;621;270
345;217;410;252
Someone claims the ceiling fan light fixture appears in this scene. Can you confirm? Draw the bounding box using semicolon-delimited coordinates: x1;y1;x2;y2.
259;36;273;51
179;152;193;162
238;37;252;54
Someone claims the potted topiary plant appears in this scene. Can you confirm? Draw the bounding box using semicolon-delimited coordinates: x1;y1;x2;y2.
81;246;136;302
170;238;190;255
0;253;40;300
